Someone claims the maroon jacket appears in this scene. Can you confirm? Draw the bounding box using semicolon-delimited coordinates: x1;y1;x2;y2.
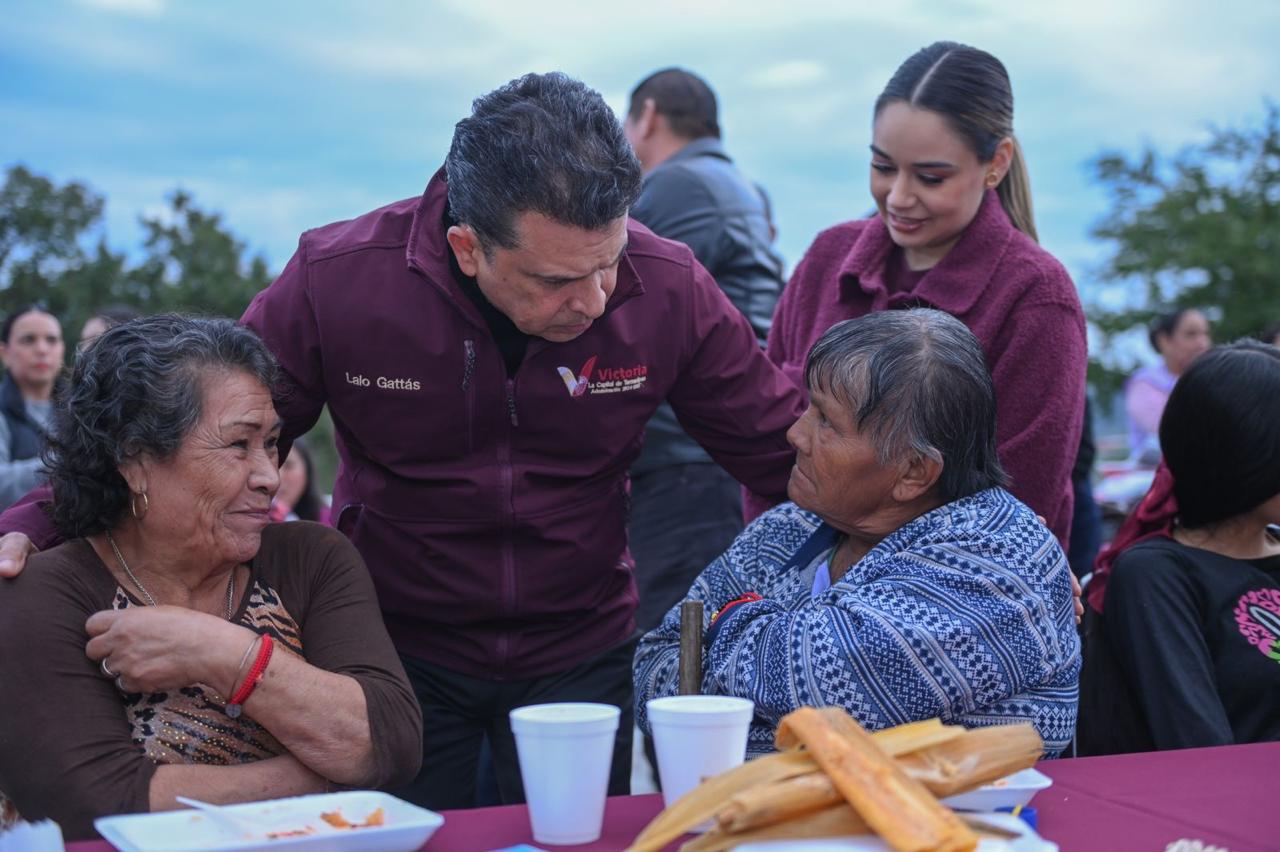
183;173;797;686
765;191;1086;545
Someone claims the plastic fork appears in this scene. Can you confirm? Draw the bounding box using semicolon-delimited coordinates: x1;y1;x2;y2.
174;795;267;839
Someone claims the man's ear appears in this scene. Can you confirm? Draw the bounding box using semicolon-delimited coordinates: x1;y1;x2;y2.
446;224;484;278
634;98;659;139
893;451;943;503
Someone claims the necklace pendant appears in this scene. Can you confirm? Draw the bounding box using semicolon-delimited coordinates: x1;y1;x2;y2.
225;702;242;719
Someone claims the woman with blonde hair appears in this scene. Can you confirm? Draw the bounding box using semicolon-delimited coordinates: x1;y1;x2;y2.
765;42;1086;547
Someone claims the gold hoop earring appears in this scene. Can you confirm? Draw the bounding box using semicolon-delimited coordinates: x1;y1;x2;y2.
131;490;149;520
986;173;999;187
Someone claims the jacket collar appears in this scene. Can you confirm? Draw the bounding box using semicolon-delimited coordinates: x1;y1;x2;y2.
0;374;60;428
778;518;842;576
405;165;646;332
0;374;26;421
836;189;1016;316
406;166;458;290
661;137;732;168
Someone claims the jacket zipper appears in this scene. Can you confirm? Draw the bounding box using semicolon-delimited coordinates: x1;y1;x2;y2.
495;376;519;677
463;340;476;453
462;340;476;391
505;379;519;426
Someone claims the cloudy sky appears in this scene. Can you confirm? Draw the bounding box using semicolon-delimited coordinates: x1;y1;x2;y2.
5;0;1277;333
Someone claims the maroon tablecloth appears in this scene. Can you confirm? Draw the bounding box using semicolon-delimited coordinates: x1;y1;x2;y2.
67;742;1277;851
1034;741;1278;852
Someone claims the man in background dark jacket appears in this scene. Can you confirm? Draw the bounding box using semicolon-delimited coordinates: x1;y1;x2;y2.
623;68;787;630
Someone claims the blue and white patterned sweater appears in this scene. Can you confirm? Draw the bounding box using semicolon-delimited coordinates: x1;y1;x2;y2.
634;489;1080;758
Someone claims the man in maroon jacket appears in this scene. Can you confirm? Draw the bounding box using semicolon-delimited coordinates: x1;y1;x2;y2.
0;73;804;809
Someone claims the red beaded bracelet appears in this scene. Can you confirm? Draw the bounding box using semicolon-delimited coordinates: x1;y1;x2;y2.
710;591;763;625
225;634;273;719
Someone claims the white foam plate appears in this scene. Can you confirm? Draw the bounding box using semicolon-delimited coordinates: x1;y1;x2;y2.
940;767;1053;811
731;812;1055;851
94;790;443;852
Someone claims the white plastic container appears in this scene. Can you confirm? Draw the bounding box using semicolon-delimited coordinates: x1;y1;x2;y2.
646;695;754;812
92;790;444;852
509;702;621;845
941;767;1054;811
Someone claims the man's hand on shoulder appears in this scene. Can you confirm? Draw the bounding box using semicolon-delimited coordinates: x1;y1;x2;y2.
0;533;35;578
1070;570;1084;625
1036;513;1083;625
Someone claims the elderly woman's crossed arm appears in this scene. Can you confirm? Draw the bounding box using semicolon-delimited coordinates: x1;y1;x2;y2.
0;515;422;838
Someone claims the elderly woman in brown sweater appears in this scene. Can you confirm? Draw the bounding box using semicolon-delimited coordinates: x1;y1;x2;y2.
0;315;421;839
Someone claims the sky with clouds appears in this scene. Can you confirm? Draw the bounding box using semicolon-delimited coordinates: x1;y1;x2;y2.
4;0;1278;354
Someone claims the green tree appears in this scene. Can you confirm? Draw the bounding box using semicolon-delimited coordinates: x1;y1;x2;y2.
0;164;126;325
0;165;338;495
1;168;276;334
126;189;274;318
1087;104;1280;391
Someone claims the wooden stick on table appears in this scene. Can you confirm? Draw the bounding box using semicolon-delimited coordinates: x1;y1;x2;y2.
678;600;704;695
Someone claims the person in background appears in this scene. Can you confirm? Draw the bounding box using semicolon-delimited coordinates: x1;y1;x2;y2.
79;305;141;349
0;304;64;511
764;42;1086;548
1260;320;1280;347
1068;395;1102;579
635;310;1080;758
0;316;420;839
622;67;787;632
1124;308;1211;463
269;436;329;524
1079;341;1280;755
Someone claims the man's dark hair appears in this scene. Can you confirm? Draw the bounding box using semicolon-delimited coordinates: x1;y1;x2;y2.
627;68;721;141
44;314;279;538
446;72;642;253
805;308;1007;503
1160;340;1280;528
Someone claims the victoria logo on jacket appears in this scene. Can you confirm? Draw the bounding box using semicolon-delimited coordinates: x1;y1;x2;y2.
557;356;597;397
556;355;648;397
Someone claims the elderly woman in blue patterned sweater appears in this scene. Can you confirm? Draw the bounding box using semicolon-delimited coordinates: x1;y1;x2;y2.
634;308;1080;757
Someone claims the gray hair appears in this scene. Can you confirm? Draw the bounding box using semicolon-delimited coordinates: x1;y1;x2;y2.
45;314;279;537
805;308;1007;502
445;72;643;254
